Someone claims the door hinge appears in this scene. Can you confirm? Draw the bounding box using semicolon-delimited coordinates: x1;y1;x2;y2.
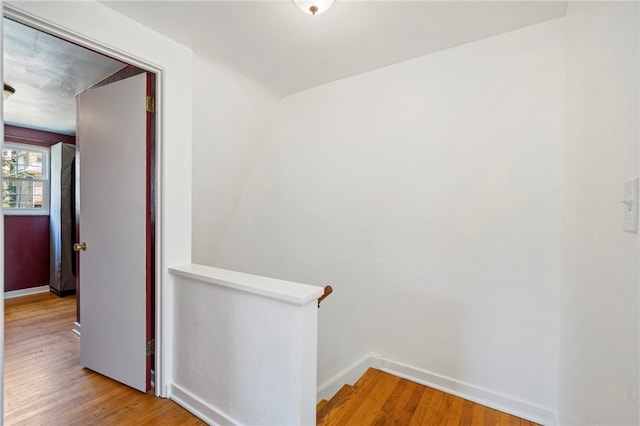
146;339;155;356
146;96;155;113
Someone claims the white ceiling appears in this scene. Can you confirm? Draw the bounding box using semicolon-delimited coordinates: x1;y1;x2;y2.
102;1;567;96
3;18;127;135
2;1;568;135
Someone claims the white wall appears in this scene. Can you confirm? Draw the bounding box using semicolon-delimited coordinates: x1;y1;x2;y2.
170;265;322;426
4;0;194;396
559;2;639;425
213;18;565;417
192;55;280;265
27;1;632;423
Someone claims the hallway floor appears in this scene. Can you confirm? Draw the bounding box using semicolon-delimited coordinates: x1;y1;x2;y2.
318;368;542;425
4;292;205;425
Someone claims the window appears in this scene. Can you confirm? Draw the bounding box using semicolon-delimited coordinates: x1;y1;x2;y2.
2;143;49;214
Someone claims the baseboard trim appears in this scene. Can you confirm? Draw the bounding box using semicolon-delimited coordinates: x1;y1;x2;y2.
379;357;556;426
4;285;50;299
316;353;556;426
316;351;383;402
169;383;239;426
72;321;81;337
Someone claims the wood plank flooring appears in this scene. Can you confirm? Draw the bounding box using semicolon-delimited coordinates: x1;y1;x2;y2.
4;292;206;425
317;369;541;426
6;292;542;425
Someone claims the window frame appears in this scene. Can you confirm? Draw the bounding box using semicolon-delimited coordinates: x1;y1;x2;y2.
2;142;50;216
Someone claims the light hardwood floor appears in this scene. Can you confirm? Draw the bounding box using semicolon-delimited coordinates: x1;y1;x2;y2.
4;292;206;425
317;369;542;426
6;292;541;425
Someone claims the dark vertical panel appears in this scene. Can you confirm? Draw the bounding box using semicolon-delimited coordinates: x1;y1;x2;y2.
49;142;77;296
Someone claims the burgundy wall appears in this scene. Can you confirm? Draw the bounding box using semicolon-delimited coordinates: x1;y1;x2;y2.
4;216;50;292
4;125;76;292
5;124;75;147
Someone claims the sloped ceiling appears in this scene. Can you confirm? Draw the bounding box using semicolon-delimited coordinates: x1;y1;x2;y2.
2;2;568;134
3;18;127;135
102;1;568;96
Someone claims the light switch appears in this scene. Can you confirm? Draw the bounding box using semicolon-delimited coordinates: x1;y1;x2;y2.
623;177;639;232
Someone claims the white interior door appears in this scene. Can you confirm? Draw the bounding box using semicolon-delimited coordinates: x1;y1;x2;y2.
76;73;149;392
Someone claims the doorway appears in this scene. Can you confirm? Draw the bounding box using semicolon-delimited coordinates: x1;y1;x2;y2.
0;1;197;412
2;10;159;399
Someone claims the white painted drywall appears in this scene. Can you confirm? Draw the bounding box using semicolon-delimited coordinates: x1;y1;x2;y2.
4;0;194;395
170;265;321;425
559;2;639;424
191;55;279;266
213;18;565;414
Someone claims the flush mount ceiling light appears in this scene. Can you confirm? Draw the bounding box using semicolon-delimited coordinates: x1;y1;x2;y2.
3;84;15;100
294;0;334;15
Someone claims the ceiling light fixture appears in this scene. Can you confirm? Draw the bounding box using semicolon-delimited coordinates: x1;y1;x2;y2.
294;0;334;15
3;84;15;100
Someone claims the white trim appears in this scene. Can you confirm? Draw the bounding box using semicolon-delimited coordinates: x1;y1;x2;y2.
72;321;81;337
154;76;166;397
3;285;49;299
3;3;168;398
170;264;324;306
169;383;239;426
316;353;557;426
379;357;557;426
316;351;382;402
4;7;159;79
2;142;51;215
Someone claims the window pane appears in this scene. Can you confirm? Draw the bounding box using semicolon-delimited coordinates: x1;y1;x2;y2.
3;178;45;209
2;148;43;179
2;143;49;213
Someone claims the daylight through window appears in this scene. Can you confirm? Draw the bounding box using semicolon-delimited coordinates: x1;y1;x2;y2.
2;143;49;213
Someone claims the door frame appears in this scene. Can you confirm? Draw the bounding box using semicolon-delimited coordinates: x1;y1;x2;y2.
2;5;167;398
